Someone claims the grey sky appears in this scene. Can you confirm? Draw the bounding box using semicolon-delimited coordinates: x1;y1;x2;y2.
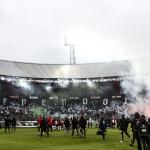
0;0;150;64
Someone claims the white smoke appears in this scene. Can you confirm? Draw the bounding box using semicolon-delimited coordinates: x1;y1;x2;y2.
17;79;30;89
86;79;96;88
45;85;52;92
121;58;150;116
57;79;69;88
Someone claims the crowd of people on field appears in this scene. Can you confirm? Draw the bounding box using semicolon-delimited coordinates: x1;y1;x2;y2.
117;113;150;150
37;115;87;137
0;116;17;132
1;111;150;150
36;112;150;150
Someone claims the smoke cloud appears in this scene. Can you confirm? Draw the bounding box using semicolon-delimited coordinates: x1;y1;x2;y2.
121;58;150;116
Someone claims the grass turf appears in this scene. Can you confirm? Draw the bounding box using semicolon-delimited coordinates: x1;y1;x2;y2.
0;128;137;150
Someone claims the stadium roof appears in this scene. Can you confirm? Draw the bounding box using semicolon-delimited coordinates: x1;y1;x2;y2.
0;59;134;79
0;58;150;79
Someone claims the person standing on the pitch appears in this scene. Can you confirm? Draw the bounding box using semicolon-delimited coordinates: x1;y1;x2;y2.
4;116;10;133
137;115;149;150
99;116;107;140
130;112;141;149
64;117;70;133
37;115;42;135
79;115;87;137
117;114;130;142
40;116;49;137
47;116;53;135
71;116;79;136
11;116;16;132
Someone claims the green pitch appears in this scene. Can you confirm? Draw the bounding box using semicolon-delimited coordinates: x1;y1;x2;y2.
0;128;137;150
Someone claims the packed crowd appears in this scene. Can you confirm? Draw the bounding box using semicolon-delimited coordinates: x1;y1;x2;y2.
0;97;123;122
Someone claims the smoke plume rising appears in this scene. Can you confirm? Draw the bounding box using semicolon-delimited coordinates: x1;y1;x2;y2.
121;58;150;116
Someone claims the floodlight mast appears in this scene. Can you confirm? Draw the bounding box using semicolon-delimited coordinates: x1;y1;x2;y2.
69;45;76;64
64;37;76;64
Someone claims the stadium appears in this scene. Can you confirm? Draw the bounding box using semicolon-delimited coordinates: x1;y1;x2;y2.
0;58;150;121
0;58;150;150
1;0;150;150
0;59;132;122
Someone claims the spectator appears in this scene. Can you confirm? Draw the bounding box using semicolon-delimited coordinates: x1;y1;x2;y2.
79;115;87;137
47;116;53;135
64;117;70;133
137;115;149;150
4;116;10;133
40;116;49;137
130;112;141;149
37;115;42;135
99;116;107;140
11;116;16;132
117;114;131;142
71;117;79;136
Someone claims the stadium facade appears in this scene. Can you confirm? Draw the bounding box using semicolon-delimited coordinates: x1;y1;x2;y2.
0;58;149;124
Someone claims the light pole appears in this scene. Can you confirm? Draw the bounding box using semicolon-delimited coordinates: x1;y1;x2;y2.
64;37;76;64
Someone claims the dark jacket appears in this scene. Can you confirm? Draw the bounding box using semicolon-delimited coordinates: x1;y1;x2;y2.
4;117;10;127
41;117;48;129
64;118;70;127
72;117;78;128
79;116;87;128
137;120;149;137
131;118;140;134
99;118;107;131
118;117;129;130
11;117;16;126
